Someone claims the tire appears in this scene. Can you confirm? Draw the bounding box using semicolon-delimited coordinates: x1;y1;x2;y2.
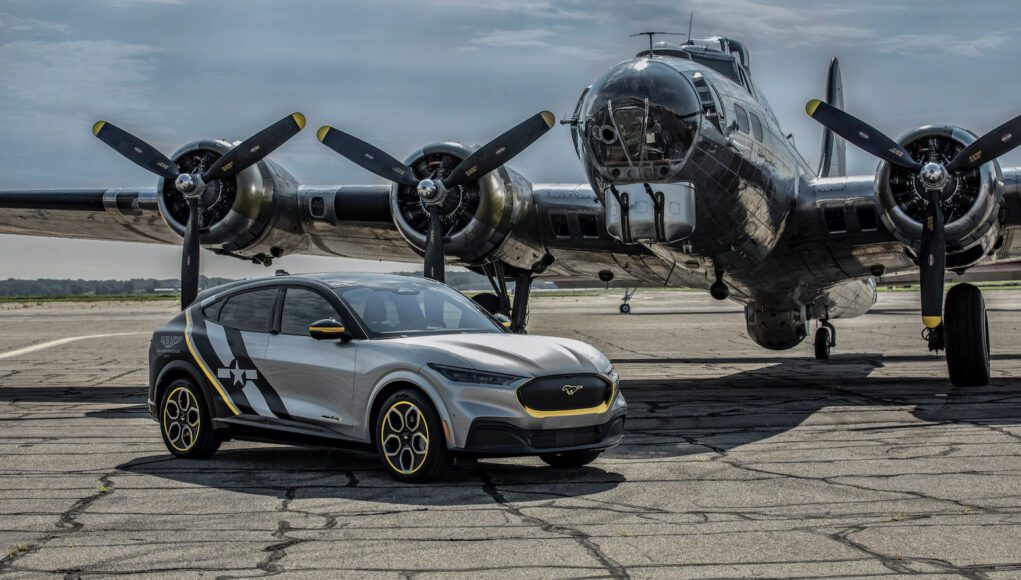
159;377;221;459
540;449;602;468
619;303;631;314
944;283;991;387
375;389;451;482
472;292;504;315
814;327;831;360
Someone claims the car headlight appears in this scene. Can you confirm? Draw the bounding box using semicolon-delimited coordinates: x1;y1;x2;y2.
427;364;523;386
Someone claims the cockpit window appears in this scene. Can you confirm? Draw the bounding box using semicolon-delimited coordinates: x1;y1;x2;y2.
733;104;750;134
749;112;764;142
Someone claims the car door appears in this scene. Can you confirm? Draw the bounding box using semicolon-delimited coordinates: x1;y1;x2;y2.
261;285;358;436
200;287;292;419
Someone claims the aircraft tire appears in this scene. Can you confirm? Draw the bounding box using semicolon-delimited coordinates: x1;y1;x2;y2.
814;327;831;360
945;283;990;387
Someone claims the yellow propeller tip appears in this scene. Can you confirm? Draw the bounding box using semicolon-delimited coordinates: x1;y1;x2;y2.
92;121;106;136
291;113;306;130
922;316;942;329
316;126;331;143
540;111;555;129
805;99;822;116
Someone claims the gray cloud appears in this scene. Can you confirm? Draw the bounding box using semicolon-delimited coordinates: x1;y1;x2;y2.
875;30;1015;58
0;40;161;145
0;12;70;33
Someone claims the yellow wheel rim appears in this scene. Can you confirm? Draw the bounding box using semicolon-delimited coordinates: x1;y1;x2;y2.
162;386;201;452
380;401;429;475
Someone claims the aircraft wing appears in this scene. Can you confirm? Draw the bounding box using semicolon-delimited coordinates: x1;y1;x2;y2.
0;185;419;263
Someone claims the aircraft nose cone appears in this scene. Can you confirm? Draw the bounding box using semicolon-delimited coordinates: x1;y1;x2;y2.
580;58;701;183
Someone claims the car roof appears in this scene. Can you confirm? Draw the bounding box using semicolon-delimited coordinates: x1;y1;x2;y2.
195;272;441;302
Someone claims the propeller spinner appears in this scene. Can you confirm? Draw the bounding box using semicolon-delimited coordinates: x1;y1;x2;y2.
317;111;555;283
805;99;1021;330
93;113;306;309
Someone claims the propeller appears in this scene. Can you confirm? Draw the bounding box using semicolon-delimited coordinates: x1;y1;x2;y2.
317;111;556;283
805;99;1021;330
93;113;306;309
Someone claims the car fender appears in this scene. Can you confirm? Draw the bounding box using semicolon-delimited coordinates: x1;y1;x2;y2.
154;359;218;420
363;369;455;447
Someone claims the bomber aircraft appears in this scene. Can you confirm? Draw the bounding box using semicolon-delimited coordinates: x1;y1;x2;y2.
2;35;1020;387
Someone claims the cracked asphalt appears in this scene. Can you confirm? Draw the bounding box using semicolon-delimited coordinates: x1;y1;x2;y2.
1;290;1019;578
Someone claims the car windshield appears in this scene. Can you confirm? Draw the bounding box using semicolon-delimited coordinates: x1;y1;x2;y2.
335;281;502;338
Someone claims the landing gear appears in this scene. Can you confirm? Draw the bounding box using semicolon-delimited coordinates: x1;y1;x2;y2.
619;288;636;314
814;320;836;360
944;283;990;387
480;263;531;333
471;292;504;316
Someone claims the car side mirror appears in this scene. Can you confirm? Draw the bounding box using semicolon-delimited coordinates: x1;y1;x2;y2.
309;318;351;341
494;313;513;330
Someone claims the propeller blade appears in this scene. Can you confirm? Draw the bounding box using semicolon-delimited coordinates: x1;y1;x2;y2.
423;205;445;283
180;197;202;309
202;113;306;182
919;190;946;329
805;100;922;171
946;113;1021;172
443;111;556;189
316;126;419;186
92;121;179;180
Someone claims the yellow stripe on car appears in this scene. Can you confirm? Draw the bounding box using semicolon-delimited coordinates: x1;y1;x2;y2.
184;310;240;415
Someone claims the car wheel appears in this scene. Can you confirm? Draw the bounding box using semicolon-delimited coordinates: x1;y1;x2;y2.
539;449;602;468
159;378;220;459
375;389;451;482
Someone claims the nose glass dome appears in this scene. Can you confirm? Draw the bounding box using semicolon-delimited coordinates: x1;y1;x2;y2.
581;59;701;182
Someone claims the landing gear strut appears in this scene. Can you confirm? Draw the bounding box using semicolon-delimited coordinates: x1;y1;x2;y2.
814;320;836;360
619;288;637;314
478;263;531;334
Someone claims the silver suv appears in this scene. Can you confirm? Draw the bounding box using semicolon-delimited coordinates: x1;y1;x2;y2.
148;273;626;481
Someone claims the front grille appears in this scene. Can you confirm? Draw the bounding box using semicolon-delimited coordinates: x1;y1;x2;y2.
529;425;603;449
517;374;611;412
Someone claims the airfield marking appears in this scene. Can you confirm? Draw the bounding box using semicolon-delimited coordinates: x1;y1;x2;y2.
0;332;146;359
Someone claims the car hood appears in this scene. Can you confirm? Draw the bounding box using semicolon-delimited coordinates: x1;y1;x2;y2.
386;333;610;377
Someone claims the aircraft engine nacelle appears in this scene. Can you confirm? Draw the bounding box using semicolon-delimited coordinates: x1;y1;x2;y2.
390;142;546;272
744;304;809;350
156;139;306;262
876;125;1004;269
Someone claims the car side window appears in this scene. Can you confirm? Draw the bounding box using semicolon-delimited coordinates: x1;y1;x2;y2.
280;288;340;336
749;112;764;142
218;289;277;332
733;104;750;134
201;299;224;321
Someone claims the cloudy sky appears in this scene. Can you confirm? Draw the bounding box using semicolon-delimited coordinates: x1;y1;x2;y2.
1;0;1018;279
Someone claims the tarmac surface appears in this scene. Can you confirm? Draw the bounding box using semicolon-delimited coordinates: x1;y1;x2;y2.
0;289;1020;578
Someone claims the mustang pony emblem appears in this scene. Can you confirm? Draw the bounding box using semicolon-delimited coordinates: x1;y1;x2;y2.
562;384;584;396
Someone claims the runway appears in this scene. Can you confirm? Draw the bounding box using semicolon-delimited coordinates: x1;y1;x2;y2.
1;290;1020;578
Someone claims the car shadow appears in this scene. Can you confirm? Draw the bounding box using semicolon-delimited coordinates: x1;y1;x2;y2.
117;447;626;506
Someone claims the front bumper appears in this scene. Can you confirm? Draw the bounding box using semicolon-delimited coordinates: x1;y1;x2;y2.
461;412;625;456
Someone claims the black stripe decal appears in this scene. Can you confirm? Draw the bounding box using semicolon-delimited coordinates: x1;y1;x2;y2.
222;327;295;421
190;315;255;414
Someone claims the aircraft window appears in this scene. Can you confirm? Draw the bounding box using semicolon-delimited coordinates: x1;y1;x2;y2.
749;113;764;141
280;288;339;336
202;299;224;321
733;104;750;133
551;213;571;238
218;288;278;332
578;214;600;238
689;54;738;81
